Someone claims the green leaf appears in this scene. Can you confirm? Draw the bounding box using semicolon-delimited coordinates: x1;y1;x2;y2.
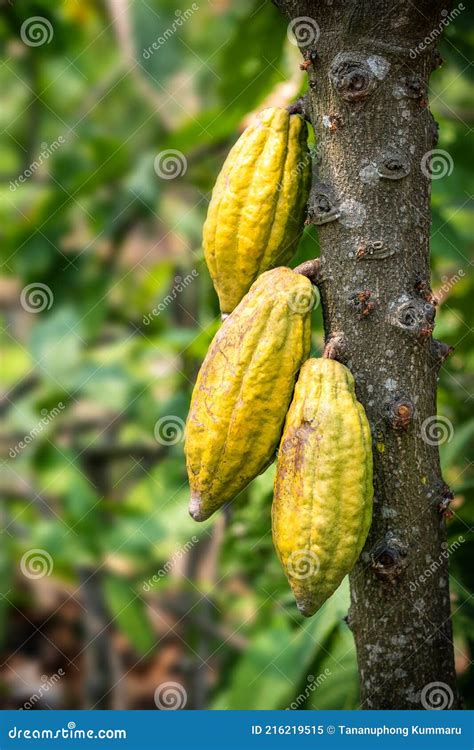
77;363;131;411
28;307;84;389
217;1;286;110
441;418;474;472
103;574;155;656
132;2;186;83
214;582;349;709
308;627;359;709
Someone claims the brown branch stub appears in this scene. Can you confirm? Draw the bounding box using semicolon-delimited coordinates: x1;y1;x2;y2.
415;277;437;306
370;532;408;583
386;395;415;430
438;498;454;520
307;181;340;226
389;296;436;339
427;479;454;518
397;74;424;100
324;113;343;133
376;149;410;181
299;50;317;71
344;610;356;633
430;338;454;367
293;258;322;285
431;49;444;71
356;239;398;261
329;52;385;102
429;114;440;147
349;289;376;318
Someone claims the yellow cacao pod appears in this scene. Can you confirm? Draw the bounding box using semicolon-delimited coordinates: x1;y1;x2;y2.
185;267;314;521
203;107;311;315
272;358;373;617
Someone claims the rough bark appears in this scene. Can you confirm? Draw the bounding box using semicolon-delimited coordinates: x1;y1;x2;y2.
275;0;460;709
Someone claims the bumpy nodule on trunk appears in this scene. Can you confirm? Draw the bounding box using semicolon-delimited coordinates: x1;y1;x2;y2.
274;0;460;709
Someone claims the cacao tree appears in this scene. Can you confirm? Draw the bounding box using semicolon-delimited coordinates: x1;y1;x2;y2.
273;0;460;708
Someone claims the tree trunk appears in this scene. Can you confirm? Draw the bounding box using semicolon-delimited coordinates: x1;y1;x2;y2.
275;0;460;709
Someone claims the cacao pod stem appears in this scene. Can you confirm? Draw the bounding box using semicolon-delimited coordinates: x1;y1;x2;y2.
293;258;322;286
323;332;345;360
286;95;311;121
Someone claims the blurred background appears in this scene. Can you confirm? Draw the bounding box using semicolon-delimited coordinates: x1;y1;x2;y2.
0;0;473;710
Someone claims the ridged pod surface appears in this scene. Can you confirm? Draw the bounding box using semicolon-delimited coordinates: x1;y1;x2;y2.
272;358;373;617
203;107;311;314
185;267;314;521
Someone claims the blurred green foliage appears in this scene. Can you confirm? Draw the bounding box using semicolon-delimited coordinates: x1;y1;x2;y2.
0;0;473;709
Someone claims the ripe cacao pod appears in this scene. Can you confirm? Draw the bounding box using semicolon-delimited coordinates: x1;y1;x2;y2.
272;358;373;617
185;267;315;522
203;107;311;315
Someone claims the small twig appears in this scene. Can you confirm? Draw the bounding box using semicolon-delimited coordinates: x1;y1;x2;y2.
286;94;311;121
78;566;124;709
162;599;247;651
0;375;39;414
81;444;168;461
294;258;322;285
